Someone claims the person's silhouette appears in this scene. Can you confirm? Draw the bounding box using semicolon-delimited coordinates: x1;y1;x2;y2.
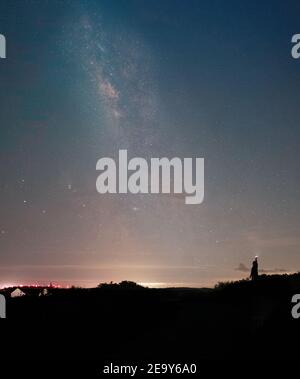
250;256;258;281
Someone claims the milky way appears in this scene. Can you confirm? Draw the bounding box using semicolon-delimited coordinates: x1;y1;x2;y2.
0;0;299;287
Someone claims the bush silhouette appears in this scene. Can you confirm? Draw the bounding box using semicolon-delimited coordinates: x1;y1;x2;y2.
97;280;145;290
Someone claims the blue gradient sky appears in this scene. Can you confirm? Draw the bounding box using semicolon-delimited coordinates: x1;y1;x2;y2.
0;0;300;287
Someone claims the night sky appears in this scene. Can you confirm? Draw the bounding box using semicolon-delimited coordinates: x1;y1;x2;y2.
0;0;300;287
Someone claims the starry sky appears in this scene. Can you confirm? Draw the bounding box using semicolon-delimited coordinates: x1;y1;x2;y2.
0;0;300;287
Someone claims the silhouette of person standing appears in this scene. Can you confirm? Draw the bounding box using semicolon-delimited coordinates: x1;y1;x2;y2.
250;256;258;281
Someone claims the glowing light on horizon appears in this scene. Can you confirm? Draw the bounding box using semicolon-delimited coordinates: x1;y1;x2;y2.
0;282;69;289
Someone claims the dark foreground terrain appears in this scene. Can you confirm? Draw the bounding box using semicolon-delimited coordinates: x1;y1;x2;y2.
1;274;300;365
